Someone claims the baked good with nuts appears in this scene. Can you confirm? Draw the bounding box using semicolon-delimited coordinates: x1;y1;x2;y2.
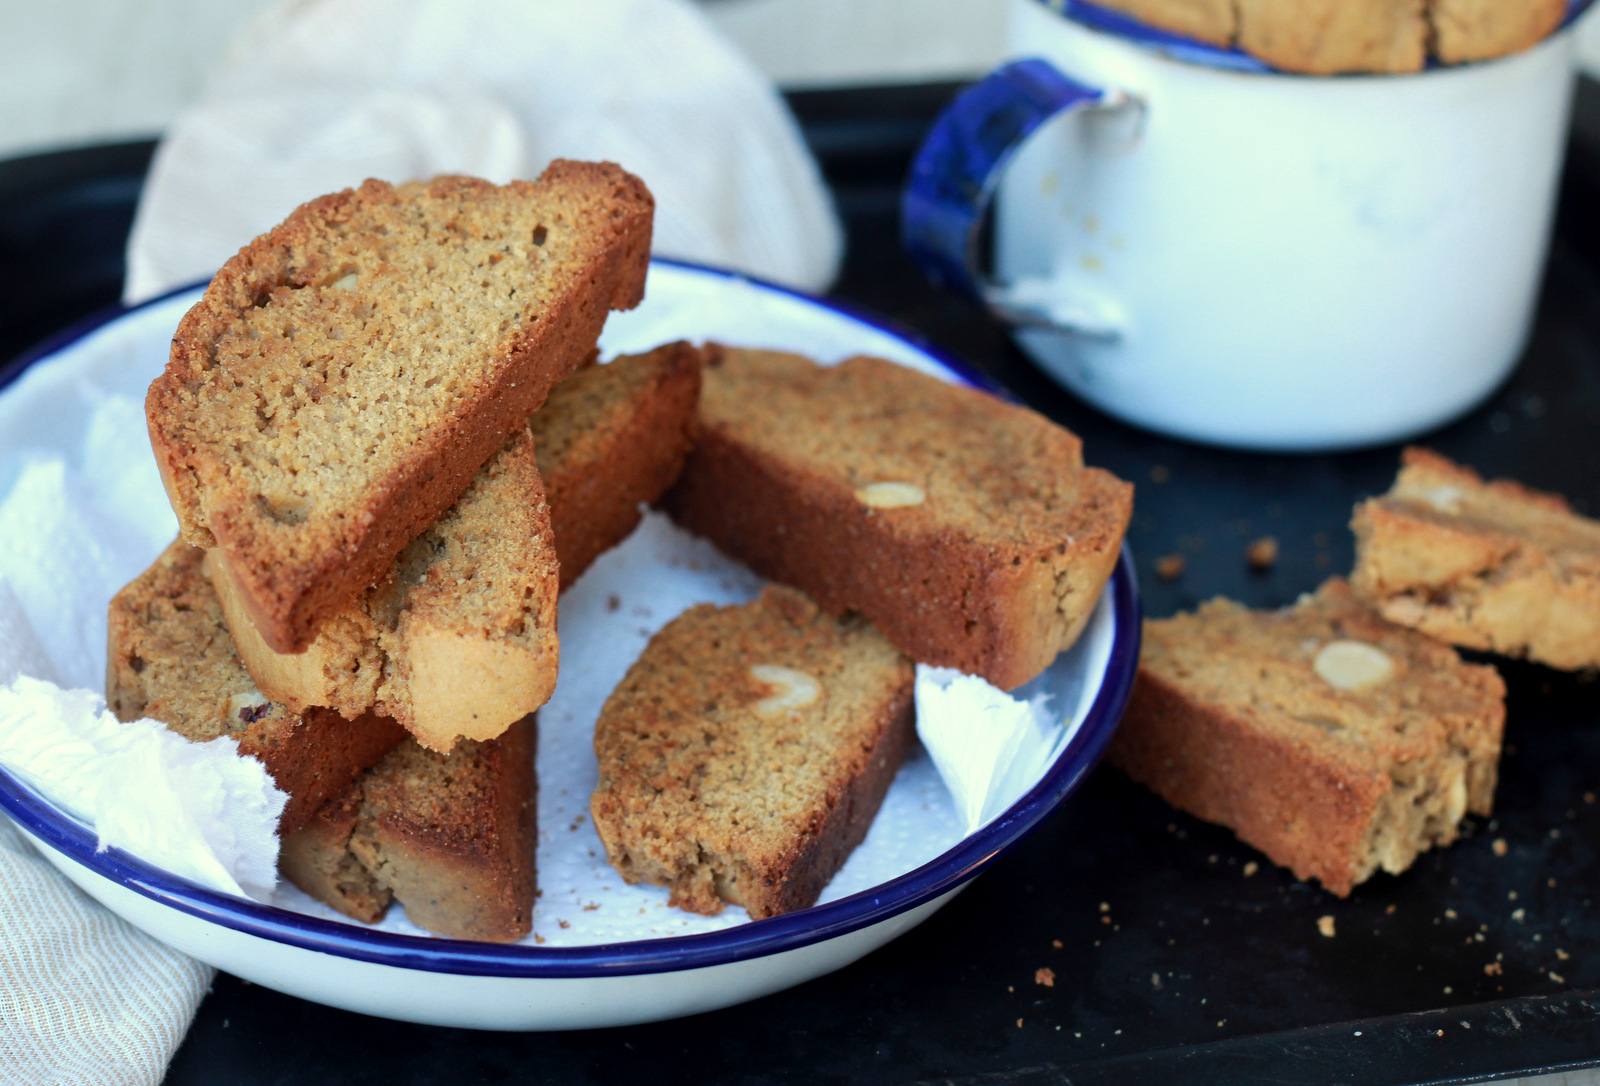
1090;0;1562;73
106;543;405;835
590;586;916;918
1351;448;1600;671
1109;579;1505;896
280;716;536;942
660;347;1132;690
207;427;558;753
532;340;705;588
147;162;654;653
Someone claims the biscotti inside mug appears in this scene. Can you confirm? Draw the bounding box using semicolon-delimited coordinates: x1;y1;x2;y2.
904;0;1589;450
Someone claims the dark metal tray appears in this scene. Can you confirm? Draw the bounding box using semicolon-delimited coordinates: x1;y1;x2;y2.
1;80;1596;1086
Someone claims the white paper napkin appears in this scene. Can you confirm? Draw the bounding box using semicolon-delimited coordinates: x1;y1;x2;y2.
124;0;843;304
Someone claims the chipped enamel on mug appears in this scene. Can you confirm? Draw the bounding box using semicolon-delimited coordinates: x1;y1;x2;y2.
905;0;1585;451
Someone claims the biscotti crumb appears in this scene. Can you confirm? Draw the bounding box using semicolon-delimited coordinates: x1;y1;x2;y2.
1242;861;1259;878
1492;838;1509;857
1035;967;1056;988
1155;554;1186;581
1318;915;1337;938
1245;536;1278;571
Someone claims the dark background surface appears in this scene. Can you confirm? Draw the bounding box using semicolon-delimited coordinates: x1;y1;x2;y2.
1;82;1597;1086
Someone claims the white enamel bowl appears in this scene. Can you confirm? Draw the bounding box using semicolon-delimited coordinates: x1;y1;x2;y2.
0;259;1140;1030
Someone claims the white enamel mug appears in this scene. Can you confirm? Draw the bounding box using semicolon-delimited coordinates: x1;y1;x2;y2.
903;0;1586;450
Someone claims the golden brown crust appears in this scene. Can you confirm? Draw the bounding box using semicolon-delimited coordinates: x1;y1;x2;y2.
1108;579;1505;896
147;162;653;653
105;543;405;834
534;341;705;587
1351;448;1600;671
661;348;1131;690
590;587;915;919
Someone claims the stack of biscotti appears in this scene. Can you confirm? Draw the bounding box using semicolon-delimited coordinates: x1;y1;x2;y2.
267;342;703;936
1093;0;1564;73
110;343;702;940
202;340;704;752
147;164;653;741
106;163;710;940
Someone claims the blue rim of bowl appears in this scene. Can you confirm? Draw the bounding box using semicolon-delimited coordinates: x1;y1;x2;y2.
0;256;1142;978
1039;0;1598;74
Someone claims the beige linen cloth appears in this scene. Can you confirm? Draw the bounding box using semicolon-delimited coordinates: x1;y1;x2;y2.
2;0;840;1081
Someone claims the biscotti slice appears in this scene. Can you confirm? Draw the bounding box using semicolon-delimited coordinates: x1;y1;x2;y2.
661;347;1132;690
1351;448;1600;671
591;586;915;918
1109;579;1505;897
148;161;653;653
1235;0;1427;74
206;428;559;752
1431;0;1564;65
533;340;704;587
1089;0;1236;46
106;543;406;835
280;716;536;942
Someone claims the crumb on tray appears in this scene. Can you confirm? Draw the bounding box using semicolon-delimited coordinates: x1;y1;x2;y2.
1246;536;1279;570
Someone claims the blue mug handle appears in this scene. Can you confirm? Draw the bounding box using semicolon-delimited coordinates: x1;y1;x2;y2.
902;58;1135;339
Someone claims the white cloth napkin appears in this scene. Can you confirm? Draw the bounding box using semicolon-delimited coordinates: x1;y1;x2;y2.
123;0;843;304
0;817;211;1086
